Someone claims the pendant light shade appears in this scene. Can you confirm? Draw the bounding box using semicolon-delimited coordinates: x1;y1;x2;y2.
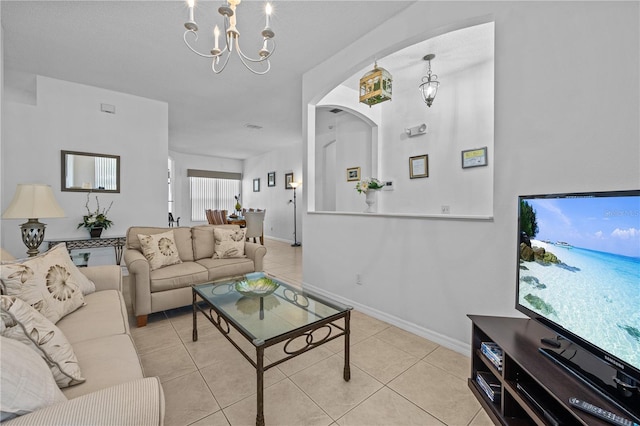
418;54;440;107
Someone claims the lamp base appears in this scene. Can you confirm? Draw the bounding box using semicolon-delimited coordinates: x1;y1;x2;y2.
20;218;46;257
291;242;301;247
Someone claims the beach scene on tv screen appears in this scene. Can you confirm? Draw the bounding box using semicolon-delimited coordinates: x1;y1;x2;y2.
518;195;640;370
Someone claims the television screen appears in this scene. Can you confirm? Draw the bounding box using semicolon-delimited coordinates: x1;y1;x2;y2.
516;190;640;417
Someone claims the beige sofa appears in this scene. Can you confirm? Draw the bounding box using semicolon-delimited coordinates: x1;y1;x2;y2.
124;225;267;327
0;249;164;425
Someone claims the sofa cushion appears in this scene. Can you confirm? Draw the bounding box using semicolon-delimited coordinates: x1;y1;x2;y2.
192;225;215;260
0;336;67;421
56;290;129;344
0;244;88;323
138;230;183;271
0;295;85;388
149;262;209;293
62;333;144;400
196;258;256;282
213;227;247;258
3;377;164;426
138;231;181;271
127;227;194;262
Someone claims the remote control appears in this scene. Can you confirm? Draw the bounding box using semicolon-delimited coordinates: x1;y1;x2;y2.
569;397;637;426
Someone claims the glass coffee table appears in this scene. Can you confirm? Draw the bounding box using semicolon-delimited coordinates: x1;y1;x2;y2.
192;272;352;426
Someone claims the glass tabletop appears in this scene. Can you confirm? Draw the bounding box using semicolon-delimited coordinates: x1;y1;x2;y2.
193;272;351;343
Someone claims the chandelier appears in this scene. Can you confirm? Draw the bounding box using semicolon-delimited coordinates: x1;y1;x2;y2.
418;54;440;107
183;0;275;75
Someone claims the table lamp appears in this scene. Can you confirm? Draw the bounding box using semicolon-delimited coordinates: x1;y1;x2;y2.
2;183;66;257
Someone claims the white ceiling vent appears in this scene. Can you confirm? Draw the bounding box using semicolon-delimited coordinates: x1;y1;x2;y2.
245;123;263;130
100;103;116;114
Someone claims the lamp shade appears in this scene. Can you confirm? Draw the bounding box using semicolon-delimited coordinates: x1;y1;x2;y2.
289;181;301;189
2;184;66;219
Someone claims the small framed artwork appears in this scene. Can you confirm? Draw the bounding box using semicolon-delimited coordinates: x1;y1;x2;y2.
285;172;294;189
409;154;429;179
346;166;361;182
253;178;260;192
267;171;276;187
461;147;488;168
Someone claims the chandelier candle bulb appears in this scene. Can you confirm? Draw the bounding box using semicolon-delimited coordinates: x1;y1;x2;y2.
214;26;220;50
265;3;272;29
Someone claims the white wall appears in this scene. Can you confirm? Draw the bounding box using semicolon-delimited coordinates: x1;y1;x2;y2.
302;2;639;354
1;75;168;261
168;150;243;227
379;58;494;216
243;144;303;243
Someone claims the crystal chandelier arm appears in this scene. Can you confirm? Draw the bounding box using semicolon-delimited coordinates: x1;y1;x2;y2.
183;30;218;58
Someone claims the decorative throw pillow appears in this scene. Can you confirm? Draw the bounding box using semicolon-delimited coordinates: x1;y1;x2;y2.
137;230;183;271
0;295;85;388
0;244;89;323
213;227;247;259
0;336;67;421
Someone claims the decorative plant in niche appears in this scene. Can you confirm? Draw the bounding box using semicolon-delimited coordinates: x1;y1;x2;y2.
234;194;242;213
355;178;384;194
77;192;113;231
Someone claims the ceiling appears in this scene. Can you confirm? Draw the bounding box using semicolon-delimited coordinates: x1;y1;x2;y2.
1;0;415;160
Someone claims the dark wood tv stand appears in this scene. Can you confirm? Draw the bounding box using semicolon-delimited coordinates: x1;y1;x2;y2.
468;315;633;425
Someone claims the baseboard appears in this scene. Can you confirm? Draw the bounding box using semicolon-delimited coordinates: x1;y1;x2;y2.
264;235;296;245
303;282;471;357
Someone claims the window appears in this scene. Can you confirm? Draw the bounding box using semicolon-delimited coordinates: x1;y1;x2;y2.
188;169;241;221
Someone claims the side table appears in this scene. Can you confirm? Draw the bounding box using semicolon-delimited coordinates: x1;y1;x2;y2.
47;236;126;265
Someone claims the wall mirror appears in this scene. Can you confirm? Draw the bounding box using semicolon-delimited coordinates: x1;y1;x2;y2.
61;150;120;193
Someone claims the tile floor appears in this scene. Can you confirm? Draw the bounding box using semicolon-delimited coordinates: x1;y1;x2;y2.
126;239;493;426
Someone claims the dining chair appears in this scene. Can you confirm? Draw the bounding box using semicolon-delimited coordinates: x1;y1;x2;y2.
205;209;215;224
244;210;265;245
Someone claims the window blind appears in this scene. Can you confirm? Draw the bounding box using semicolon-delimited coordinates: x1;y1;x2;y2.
189;175;241;222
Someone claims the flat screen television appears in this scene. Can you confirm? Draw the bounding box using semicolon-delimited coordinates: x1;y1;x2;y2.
516;190;640;422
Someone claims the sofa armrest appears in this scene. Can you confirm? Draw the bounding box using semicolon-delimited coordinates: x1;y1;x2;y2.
3;377;164;426
244;242;267;272
80;265;122;292
123;248;152;318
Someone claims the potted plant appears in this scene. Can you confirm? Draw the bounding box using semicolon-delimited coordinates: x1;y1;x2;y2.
77;193;113;238
355;178;385;213
355;177;384;194
234;194;242;216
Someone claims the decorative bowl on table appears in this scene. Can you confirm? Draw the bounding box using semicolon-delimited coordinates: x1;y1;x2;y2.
234;276;279;297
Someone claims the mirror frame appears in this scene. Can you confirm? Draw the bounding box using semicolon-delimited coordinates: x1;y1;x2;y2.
61;150;121;193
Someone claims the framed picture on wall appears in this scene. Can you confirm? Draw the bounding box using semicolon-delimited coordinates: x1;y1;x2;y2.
267;172;276;187
409;154;429;178
285;172;294;189
346;167;361;181
253;178;260;192
461;147;488;168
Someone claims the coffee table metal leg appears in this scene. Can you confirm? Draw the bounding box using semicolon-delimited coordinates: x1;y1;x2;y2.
344;310;351;381
192;291;198;342
256;345;265;426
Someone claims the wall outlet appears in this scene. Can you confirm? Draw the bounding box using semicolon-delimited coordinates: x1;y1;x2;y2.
356;273;363;285
441;205;451;214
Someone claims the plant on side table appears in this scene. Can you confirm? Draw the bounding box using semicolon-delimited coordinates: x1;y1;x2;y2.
77;193;114;238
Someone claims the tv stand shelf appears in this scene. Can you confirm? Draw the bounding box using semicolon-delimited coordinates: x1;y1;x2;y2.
468;315;631;426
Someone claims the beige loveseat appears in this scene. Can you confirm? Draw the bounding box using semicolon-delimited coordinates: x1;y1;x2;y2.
0;249;164;425
124;225;267;327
